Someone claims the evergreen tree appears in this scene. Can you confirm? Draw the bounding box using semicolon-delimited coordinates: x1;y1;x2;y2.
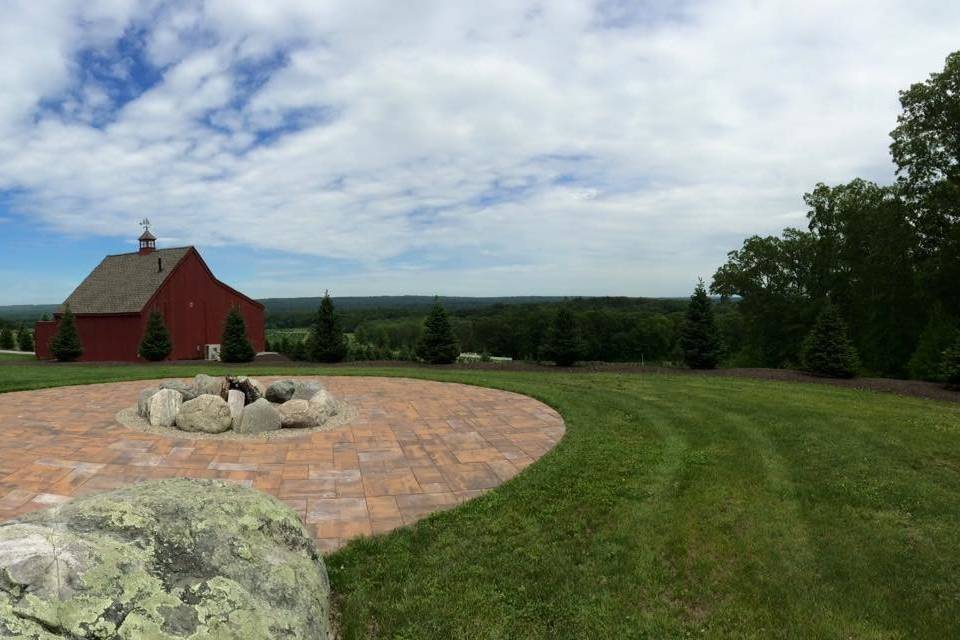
941;333;960;390
17;325;34;352
49;306;83;362
680;280;720;369
0;327;14;350
908;306;956;381
308;292;347;362
416;298;460;364
220;306;255;363
40;313;51;321
541;306;583;366
801;304;860;378
138;311;173;361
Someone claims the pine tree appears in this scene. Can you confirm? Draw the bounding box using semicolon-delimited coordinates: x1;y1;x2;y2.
680;279;720;369
220;306;255;363
0;327;13;350
40;313;51;321
941;333;960;390
49;306;83;362
16;325;33;352
541;306;583;366
308;291;347;362
908;306;956;381
801;304;860;378
416;298;460;364
138;311;173;361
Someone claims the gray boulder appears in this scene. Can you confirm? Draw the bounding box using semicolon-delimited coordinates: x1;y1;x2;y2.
226;389;246;424
278;399;316;428
193;373;225;397
236;398;281;434
148;389;182;428
292;380;324;401
265;380;296;403
176;394;233;434
137;387;159;418
308;389;338;423
0;479;331;639
160;379;197;401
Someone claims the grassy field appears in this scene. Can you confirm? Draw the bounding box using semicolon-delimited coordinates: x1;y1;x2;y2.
0;352;33;361
1;362;959;638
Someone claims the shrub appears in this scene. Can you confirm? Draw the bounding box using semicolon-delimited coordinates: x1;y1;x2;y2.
942;333;960;390
220;306;255;363
680;279;720;369
801;304;860;378
49;306;83;362
138;311;173;361
0;327;13;350
540;306;583;366
416;298;460;364
17;325;34;352
308;292;347;363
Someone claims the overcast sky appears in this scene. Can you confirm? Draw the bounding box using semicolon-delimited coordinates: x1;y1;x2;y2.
0;1;957;304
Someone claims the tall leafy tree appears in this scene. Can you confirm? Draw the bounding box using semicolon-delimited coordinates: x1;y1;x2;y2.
0;327;13;350
416;298;460;364
541;306;583;366
16;325;34;352
220;306;255;363
801;304;860;378
49;306;83;362
138;311;173;361
890;51;960;315
308;292;347;362
680;280;720;369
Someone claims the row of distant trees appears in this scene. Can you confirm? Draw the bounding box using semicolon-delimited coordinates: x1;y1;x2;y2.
45;305;257;363
274;293;595;367
708;51;960;385
0;324;34;352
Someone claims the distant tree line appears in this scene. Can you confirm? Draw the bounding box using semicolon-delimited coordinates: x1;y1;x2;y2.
711;51;960;382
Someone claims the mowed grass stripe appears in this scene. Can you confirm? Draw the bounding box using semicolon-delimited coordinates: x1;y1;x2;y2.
1;364;958;638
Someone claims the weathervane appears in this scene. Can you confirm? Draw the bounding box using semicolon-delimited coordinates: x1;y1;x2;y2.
139;218;151;234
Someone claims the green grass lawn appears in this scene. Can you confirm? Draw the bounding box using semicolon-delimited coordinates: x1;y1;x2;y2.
1;362;959;638
0;352;34;362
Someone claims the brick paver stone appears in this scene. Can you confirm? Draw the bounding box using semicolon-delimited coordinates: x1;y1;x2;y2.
0;376;564;552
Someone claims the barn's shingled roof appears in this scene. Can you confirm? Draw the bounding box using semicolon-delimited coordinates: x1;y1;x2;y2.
59;247;193;314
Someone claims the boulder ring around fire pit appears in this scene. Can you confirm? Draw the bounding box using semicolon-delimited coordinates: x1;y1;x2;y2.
117;375;356;440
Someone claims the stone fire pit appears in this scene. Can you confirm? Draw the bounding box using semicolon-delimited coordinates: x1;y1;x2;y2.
121;375;351;440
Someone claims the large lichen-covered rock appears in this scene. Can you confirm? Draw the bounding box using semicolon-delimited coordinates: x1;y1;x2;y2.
0;479;331;639
148;389;183;428
176;394;233;434
235;398;281;435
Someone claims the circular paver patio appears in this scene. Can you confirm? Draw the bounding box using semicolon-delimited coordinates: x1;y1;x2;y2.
0;376;564;552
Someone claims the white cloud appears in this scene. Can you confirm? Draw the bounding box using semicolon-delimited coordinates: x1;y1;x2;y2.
0;0;958;300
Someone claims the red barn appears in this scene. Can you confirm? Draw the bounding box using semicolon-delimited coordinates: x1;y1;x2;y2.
35;229;265;361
